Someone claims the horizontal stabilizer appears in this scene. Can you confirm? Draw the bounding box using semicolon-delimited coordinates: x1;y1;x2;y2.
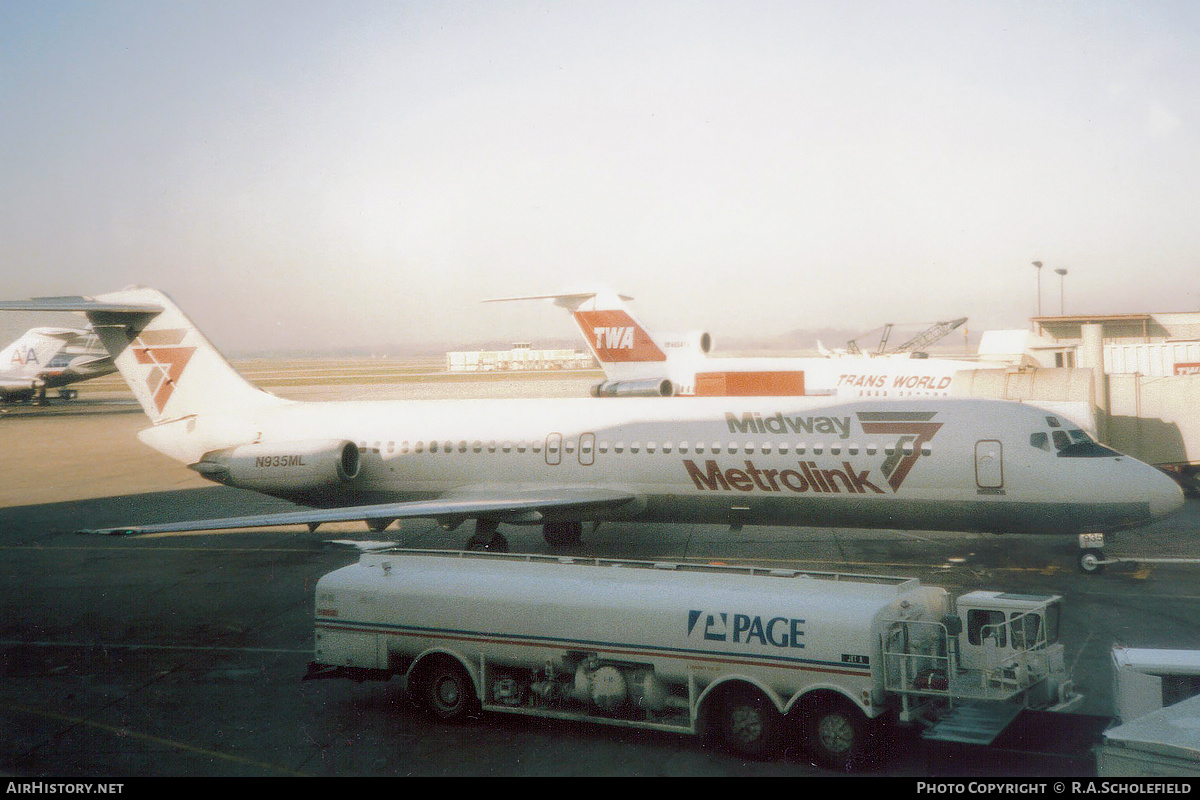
484;291;633;310
0;297;164;315
24;327;92;341
76;487;636;536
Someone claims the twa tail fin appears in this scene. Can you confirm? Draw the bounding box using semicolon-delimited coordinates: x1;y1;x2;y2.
0;287;285;424
484;290;670;374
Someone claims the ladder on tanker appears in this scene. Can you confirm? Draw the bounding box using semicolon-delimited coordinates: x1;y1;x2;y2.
921;700;1023;746
881;614;1048;724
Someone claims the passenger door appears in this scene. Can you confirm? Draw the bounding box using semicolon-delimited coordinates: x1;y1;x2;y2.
975;439;1004;491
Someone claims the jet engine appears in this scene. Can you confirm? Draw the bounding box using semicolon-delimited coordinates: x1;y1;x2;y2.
191;439;361;492
591;378;675;398
658;330;712;355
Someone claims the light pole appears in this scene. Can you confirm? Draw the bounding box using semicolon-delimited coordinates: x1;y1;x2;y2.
1032;261;1043;316
1055;268;1068;315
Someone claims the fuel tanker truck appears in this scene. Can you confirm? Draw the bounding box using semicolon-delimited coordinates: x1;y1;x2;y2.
306;550;1082;769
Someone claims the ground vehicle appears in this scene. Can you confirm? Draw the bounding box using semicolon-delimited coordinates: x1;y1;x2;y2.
307;550;1081;769
1111;646;1200;723
1096;693;1200;776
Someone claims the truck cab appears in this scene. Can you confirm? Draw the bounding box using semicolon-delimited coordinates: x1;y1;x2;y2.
956;591;1060;671
883;590;1079;723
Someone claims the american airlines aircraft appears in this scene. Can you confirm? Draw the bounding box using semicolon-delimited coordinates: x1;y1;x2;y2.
0;287;1183;571
0;326;115;403
486;290;999;399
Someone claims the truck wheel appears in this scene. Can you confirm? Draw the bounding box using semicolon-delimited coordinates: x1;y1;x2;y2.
804;697;866;770
418;657;477;722
713;688;780;760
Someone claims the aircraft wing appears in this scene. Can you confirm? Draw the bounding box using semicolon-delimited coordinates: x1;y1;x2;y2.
77;486;637;535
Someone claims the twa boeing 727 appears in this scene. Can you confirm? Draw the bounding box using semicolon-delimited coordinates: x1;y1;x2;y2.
0;287;1182;569
486;290;996;399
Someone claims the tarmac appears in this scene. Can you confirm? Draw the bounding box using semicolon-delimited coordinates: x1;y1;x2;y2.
1;368;1198;778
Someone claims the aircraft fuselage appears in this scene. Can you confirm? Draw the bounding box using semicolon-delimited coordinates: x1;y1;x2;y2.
148;395;1181;536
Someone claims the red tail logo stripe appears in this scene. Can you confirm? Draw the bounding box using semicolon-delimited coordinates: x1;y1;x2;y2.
573;310;666;362
131;328;195;414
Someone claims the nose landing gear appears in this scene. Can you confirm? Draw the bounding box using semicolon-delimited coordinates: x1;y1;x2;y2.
1077;549;1106;574
1077;533;1107;574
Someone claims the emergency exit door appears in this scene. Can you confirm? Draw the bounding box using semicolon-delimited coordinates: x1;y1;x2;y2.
975;439;1004;490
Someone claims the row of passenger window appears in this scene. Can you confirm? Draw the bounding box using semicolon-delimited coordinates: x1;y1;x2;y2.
358;439;932;457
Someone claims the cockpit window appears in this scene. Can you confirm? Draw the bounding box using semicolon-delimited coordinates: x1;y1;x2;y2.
1058;441;1121;458
1055;428;1120;458
1034;426;1120;457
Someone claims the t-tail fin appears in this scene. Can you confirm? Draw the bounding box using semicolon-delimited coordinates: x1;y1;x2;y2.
484;289;669;371
0;287;286;424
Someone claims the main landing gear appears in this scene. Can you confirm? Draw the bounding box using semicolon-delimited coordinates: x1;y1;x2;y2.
466;519;508;552
463;520;585;552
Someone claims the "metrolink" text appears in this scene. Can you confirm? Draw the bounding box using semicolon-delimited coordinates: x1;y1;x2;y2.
684;459;885;494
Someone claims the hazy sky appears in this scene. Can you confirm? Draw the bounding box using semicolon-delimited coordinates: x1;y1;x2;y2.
2;1;1198;353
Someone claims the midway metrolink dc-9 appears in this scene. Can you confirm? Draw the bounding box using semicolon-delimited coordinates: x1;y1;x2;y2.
0;287;1180;569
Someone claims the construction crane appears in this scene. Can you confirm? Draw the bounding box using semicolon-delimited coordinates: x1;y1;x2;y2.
847;317;968;356
889;317;968;354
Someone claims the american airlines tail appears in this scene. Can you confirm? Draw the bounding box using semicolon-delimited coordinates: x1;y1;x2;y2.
0;328;74;378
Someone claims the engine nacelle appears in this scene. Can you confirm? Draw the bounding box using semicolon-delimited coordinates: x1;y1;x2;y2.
191;439;361;493
657;330;712;355
591;378;675;398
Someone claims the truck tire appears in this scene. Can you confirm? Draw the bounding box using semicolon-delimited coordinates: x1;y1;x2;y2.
416;656;477;722
804;696;866;771
711;687;780;760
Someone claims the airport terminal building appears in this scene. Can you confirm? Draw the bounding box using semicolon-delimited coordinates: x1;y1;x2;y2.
1032;312;1200;376
446;342;596;372
971;311;1200;479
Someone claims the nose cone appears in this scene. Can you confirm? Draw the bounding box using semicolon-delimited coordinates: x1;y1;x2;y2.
1148;469;1186;520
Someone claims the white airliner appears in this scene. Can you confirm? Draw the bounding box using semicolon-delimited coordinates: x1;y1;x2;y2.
486;290;998;399
0;326;115;403
0;287;1183;567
